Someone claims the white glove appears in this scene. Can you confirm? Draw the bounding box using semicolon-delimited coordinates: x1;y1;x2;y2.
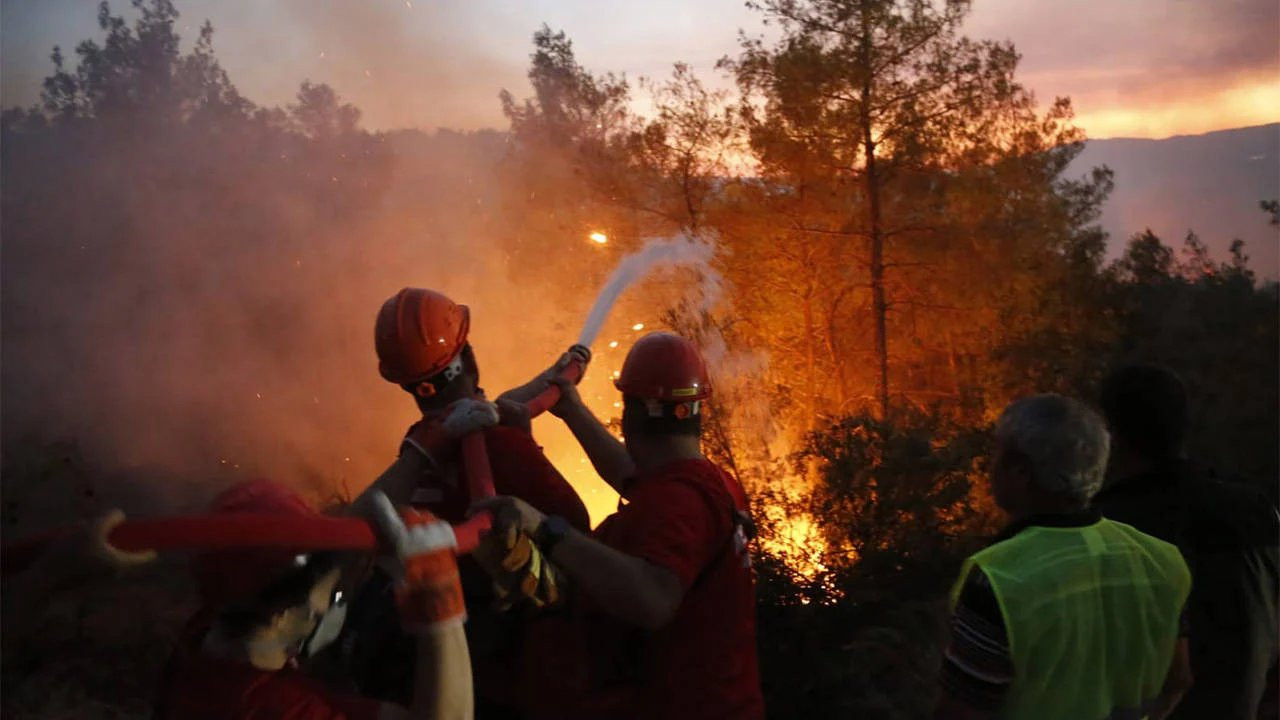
442;398;500;439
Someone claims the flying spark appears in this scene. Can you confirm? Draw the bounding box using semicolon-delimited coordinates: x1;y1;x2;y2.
589;231;608;245
631;323;644;331
608;340;619;348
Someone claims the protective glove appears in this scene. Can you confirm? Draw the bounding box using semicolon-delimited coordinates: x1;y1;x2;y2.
473;523;564;611
367;491;465;634
401;398;500;469
441;398;500;438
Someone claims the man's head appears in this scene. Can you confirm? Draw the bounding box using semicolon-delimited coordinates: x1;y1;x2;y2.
990;394;1110;517
375;287;480;414
193;480;349;669
1099;364;1187;465
615;332;711;462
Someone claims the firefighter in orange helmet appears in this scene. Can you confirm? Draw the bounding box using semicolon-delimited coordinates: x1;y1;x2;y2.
339;288;590;716
476;332;765;720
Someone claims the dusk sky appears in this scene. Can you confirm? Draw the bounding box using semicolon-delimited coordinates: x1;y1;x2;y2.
2;0;1277;139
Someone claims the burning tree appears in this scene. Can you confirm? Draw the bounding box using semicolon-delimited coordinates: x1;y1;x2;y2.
721;0;1111;422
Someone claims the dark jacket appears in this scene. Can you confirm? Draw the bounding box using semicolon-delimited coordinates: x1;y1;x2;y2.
1093;461;1279;720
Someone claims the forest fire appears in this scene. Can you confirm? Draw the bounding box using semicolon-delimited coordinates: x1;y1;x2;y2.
1;0;1276;718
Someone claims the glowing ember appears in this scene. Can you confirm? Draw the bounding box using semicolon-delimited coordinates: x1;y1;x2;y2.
631;322;644;331
589;231;608;245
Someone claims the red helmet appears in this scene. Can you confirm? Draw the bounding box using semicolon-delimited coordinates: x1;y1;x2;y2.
615;332;711;402
191;479;318;608
375;288;471;387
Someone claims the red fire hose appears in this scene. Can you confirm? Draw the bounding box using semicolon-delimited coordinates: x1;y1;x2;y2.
1;348;589;576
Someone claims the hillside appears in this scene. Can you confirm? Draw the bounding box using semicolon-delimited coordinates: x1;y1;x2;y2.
1069;123;1279;277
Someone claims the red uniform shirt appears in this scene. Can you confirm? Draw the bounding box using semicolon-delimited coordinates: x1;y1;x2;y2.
411;424;590;532
156;617;383;720
589;458;764;720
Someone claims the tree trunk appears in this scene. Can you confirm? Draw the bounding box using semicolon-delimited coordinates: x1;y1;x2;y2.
861;7;890;420
802;287;819;431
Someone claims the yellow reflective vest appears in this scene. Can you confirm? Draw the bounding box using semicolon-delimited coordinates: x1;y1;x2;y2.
950;519;1190;720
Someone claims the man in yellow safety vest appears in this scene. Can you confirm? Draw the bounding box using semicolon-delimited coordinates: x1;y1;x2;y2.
937;394;1193;720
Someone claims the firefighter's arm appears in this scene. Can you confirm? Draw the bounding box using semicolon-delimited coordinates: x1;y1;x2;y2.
497;347;590;406
367;492;474;720
547;525;682;630
349;451;432;517
472;496;680;630
1149;637;1192;720
550;377;636;494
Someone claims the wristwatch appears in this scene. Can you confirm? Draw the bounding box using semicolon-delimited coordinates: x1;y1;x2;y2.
534;515;572;558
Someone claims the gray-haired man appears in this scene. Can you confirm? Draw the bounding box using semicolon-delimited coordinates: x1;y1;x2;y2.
936;394;1193;720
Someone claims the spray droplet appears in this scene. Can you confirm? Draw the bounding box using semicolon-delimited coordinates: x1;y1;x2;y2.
631;323;644;331
319;51;326;59
344;457;350;462
256;393;262;399
364;69;372;78
405;0;412;7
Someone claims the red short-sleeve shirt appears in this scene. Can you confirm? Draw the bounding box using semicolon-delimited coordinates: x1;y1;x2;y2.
411;425;590;532
589;458;765;720
156;619;383;720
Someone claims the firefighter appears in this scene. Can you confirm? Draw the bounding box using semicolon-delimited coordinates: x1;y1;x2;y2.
475;332;765;720
352;287;589;529
340;287;589;714
155;479;472;720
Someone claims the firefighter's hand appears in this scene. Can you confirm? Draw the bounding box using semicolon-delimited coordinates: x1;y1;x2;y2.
495;397;532;434
367;491;465;634
471;495;546;537
442;398;500;439
548;374;586;420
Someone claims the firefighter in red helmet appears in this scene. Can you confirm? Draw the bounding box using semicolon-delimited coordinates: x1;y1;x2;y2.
155;479;473;720
476;332;765;720
340;288;590;716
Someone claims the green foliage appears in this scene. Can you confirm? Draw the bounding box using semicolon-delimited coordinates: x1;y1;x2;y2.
754;409;994;719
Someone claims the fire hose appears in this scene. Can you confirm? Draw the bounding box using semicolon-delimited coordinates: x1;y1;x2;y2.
0;346;590;577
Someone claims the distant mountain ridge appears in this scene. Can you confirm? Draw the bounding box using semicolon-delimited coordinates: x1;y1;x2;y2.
1068;123;1279;278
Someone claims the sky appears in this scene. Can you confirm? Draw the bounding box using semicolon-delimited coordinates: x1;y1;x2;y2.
2;0;1278;139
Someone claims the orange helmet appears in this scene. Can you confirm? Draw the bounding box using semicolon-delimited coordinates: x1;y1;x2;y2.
375;288;471;392
615;332;712;403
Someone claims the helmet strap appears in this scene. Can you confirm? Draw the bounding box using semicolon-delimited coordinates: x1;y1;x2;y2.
411;351;467;399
